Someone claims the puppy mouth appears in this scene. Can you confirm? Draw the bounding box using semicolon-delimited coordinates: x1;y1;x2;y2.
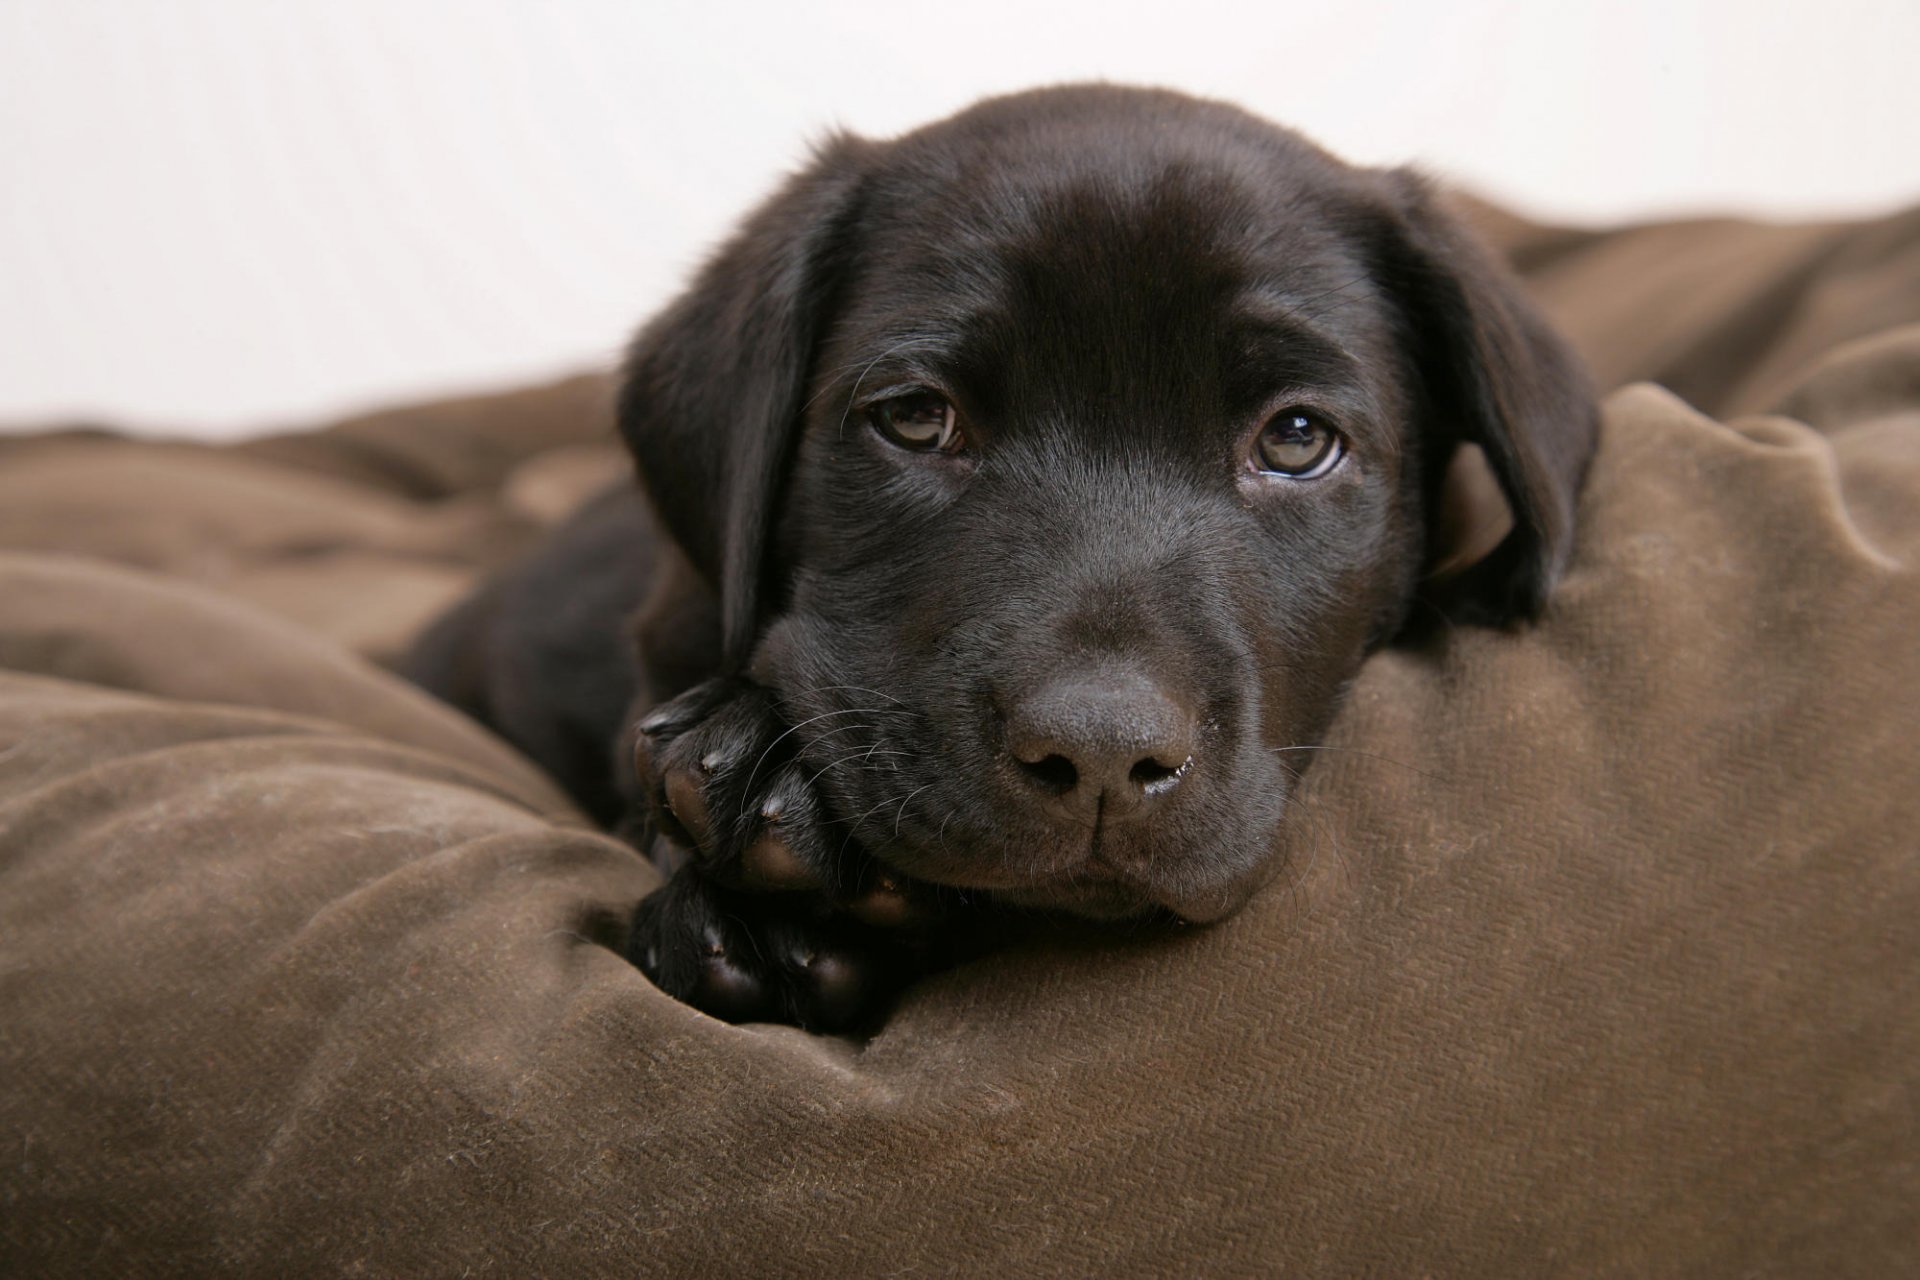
907;833;1257;925
991;862;1256;924
992;859;1161;920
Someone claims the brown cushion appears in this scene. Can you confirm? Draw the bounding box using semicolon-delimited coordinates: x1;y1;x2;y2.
2;213;1917;1275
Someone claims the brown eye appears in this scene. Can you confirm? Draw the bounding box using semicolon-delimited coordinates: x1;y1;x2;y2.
1253;409;1343;478
868;391;962;453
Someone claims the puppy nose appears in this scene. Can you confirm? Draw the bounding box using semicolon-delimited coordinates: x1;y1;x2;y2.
1003;669;1197;820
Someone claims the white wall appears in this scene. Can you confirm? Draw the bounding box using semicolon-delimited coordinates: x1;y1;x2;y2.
3;0;1916;439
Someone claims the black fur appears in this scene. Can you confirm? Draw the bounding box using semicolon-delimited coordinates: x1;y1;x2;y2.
409;85;1597;1030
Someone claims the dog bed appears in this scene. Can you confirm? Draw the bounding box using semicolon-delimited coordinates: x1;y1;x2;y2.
3;200;1918;1275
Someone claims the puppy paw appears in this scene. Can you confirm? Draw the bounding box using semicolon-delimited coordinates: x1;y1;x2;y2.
628;677;933;923
627;865;920;1031
624;677;950;1028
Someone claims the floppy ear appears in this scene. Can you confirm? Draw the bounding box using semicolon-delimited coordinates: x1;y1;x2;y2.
617;136;870;664
1374;171;1599;623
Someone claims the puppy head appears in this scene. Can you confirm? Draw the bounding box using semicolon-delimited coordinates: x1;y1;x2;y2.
620;85;1596;922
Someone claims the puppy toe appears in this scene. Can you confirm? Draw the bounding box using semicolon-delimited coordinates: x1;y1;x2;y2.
736;764;832;890
633;683;773;863
740;827;822;890
689;937;773;1023
767;922;885;1032
661;766;715;848
628;871;774;1023
790;947;876;1032
846;870;923;928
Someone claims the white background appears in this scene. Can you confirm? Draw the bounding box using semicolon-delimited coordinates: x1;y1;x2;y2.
3;0;1916;439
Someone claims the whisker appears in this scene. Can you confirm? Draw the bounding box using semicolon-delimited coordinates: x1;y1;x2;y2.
800;720;882;749
893;783;937;839
785;683;910;708
806;745;913;789
1260;748;1357;910
802;337;938;410
835;785;927;860
1268;743;1441;783
1291;788;1354;897
829;336;941;439
737;706;895;810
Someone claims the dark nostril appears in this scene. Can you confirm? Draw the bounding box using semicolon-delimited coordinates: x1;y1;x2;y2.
1128;755;1187;790
1018;753;1079;795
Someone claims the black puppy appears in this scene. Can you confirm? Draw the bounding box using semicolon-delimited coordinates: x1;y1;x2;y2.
408;85;1596;1030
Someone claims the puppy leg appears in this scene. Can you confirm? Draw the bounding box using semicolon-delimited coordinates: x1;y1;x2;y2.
623;676;945;1029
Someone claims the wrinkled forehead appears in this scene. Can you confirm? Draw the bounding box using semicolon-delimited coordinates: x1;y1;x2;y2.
823;125;1400;418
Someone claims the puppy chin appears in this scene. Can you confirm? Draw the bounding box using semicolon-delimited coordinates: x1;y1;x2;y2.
995;877;1160;922
989;861;1263;925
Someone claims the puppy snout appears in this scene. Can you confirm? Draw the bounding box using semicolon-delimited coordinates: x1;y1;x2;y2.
1002;668;1197;821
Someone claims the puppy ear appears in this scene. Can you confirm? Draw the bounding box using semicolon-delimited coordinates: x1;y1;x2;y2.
617;136;869;663
1375;172;1599;623
1425;442;1515;582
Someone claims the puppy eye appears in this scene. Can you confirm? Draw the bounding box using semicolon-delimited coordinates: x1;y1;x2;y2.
1253;409;1344;479
868;391;963;453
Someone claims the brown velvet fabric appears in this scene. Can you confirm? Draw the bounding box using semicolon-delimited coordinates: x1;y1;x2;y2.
3;204;1918;1276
